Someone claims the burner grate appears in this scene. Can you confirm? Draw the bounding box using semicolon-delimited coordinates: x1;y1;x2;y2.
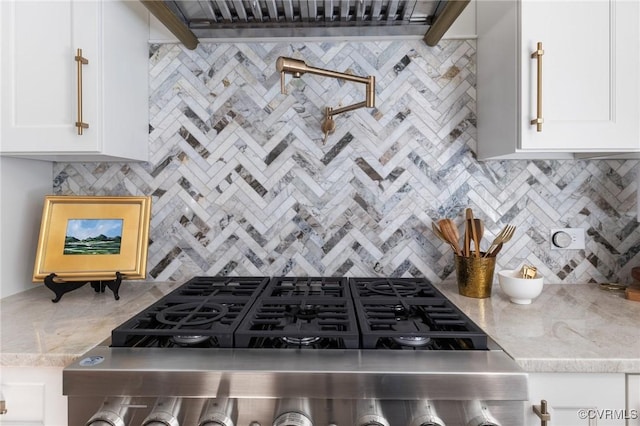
111;298;250;347
111;276;269;347
264;276;349;298
235;299;360;349
110;276;489;351
350;277;443;299
350;279;488;351
167;276;270;298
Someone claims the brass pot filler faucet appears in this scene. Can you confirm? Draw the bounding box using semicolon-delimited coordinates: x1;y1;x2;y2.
276;56;376;144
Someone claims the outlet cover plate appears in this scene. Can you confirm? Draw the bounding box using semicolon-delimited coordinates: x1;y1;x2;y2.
550;228;585;250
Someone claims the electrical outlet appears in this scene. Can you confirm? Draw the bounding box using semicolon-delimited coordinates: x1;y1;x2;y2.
550;228;585;250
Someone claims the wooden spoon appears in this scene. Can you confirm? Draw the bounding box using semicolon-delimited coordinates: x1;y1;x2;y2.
438;219;462;256
474;219;484;244
465;208;480;258
431;222;449;244
445;218;462;255
432;222;459;254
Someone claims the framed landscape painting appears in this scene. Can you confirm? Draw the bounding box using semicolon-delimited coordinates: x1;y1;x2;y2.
33;196;152;282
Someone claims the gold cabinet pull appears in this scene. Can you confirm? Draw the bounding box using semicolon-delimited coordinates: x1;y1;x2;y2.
530;42;544;132
0;390;6;415
74;48;89;135
533;399;550;425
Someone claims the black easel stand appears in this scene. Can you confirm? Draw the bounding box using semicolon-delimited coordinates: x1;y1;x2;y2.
44;272;122;303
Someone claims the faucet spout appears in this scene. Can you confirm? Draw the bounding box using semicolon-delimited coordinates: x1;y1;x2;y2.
276;56;376;141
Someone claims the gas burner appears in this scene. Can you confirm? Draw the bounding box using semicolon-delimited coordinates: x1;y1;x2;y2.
280;336;322;346
392;336;432;347
235;299;360;349
393;304;410;317
156;302;229;326
353;298;488;350
365;279;420;297
287;304;319;321
171;335;211;346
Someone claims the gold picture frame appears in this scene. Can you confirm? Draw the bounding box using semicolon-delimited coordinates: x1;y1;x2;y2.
33;195;152;282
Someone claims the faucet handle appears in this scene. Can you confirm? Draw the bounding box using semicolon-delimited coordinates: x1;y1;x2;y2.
321;108;336;145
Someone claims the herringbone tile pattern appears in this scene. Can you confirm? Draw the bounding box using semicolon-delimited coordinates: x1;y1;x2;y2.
53;40;640;284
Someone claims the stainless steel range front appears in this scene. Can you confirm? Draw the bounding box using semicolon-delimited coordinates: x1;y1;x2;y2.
64;277;528;426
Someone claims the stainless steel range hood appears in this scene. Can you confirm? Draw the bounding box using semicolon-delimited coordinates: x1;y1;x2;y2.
141;0;470;49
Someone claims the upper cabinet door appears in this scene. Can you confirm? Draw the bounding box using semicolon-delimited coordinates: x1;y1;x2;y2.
476;0;640;160
520;1;640;152
0;0;149;162
1;1;99;153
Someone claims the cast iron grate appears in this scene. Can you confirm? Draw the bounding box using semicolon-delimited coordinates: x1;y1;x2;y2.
110;276;488;351
263;276;349;298
350;277;443;299
166;276;270;298
234;299;359;349
110;276;269;347
352;297;488;350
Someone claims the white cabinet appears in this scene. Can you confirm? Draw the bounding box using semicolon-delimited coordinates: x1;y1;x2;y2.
477;0;640;160
628;375;640;426
528;373;626;426
0;0;149;162
0;367;66;426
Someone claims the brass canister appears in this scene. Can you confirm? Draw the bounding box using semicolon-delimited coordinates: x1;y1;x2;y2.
454;254;496;298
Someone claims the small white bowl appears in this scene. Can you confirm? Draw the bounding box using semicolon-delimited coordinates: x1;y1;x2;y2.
498;269;544;304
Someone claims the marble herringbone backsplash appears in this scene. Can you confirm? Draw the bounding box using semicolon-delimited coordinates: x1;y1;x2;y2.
53;40;640;284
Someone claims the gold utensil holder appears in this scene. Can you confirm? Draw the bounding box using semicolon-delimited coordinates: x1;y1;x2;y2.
454;254;496;298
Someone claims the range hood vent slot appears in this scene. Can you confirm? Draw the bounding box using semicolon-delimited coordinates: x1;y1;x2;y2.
143;0;469;48
169;0;422;26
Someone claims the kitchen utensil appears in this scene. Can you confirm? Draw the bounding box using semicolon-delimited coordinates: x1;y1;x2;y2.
474;218;484;244
472;218;484;255
432;222;446;240
520;265;537;279
433;222;464;256
445;218;463;255
484;225;516;257
487;243;503;258
438;219;462;256
465;209;480;258
432;222;459;254
495;226;515;250
463;213;471;257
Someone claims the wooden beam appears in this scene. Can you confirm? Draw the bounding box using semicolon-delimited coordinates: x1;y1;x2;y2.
140;0;199;50
423;0;470;47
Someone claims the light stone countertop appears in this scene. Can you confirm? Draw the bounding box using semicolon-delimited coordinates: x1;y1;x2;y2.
0;281;181;367
435;282;640;373
2;280;639;372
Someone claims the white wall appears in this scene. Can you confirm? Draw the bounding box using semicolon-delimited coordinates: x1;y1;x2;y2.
0;157;52;298
445;0;476;39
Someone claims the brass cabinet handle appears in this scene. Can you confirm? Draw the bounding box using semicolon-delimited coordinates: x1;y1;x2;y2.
74;48;89;135
0;390;6;414
533;399;550;425
530;41;544;132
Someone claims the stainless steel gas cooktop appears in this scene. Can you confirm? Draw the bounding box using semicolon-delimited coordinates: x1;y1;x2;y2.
64;277;528;426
